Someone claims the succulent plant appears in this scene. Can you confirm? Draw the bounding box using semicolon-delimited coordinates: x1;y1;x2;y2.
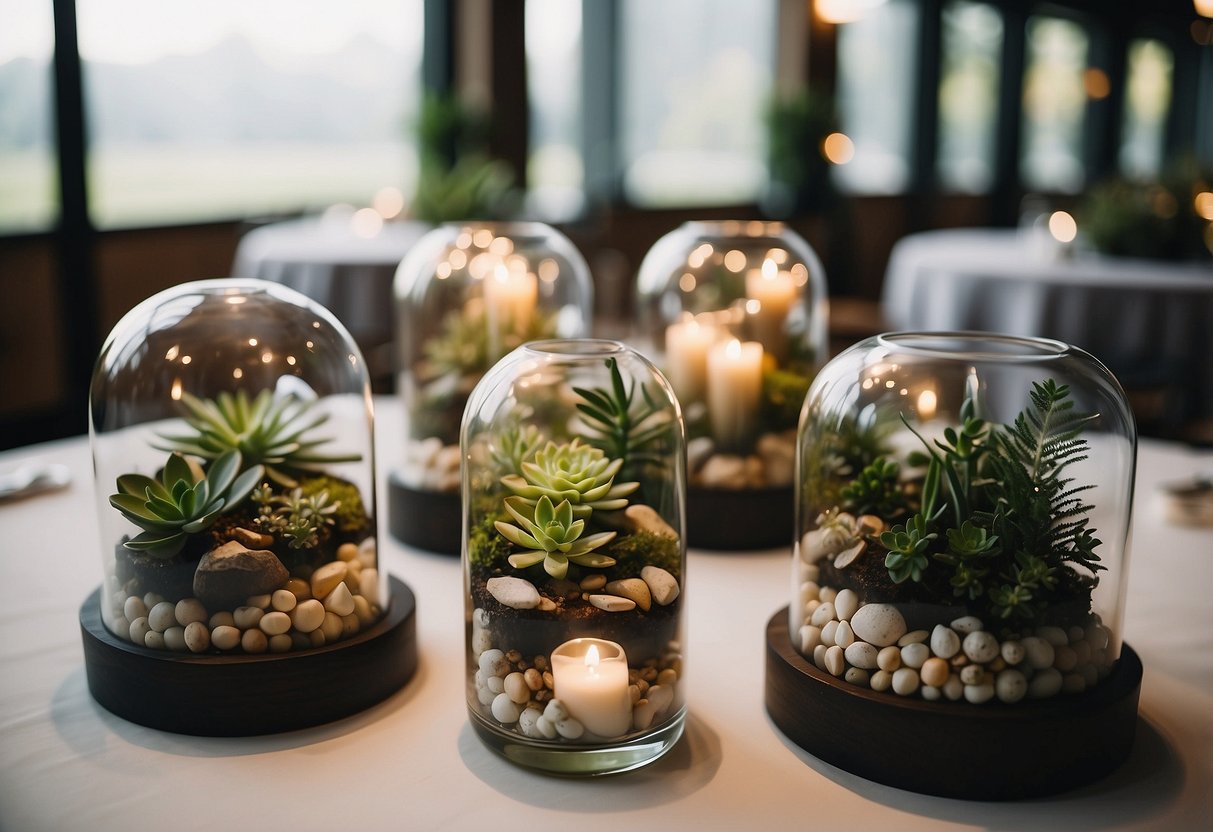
573;357;671;472
252;483;340;550
110;450;264;559
495;495;617;579
490;423;543;477
155;389;361;487
501;438;638;518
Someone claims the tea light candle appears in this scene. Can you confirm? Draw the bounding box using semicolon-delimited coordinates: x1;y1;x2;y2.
664;314;720;404
706;338;764;451
484;263;538;358
745;258;796;361
550;638;632;738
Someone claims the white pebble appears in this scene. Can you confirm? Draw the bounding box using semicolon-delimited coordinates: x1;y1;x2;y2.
320;612;343;642
995;669;1028;703
900;642;930;669
535;715;558;739
544;700;569;722
640;565;680;606
798;624;822;655
184;621;210;653
845;641;879;670
963;630;1000;663
589;594;636;613
805;599;821;617
870;670;893;692
290;599;325;633
110;614;131;640
824;645;846;676
921;685;942;701
123;596;148;622
930;625;961;659
892;667;920;696
241;629;268;654
942;674;964;701
1037;625;1069;646
960;664;985;686
844;667;870;687
209;611;235;629
211;625;240;650
950;615;983;634
555;717;585;739
271;590;297;612
129;617;152;644
311;561;348;599
1022;636;1055;670
834;589;859;621
142;592;165;608
812;644;828;670
476;685;496;706
269;634;292;653
245;594;272;610
491;692;521;723
518;707;543;738
799;581;821;606
850;604;908;647
147;601;177;633
479;649;510;677
323;582;356;617
359;568;381;607
1028;667;1063;699
504;673;530;705
877;645;902;672
259;611;292;636
472;629;493;655
897;629;929;647
810;602;836;628
1087;624;1110;651
834;620;856;649
818;586;838;604
1001;640;1025;665
964;681;995;704
163;626;187;651
649;684;674;715
820;620;839;647
144;630;165;649
233;606;264;629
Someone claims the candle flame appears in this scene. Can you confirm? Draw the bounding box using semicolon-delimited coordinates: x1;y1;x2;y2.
726;338;742;360
584;643;601;669
762;258;778;280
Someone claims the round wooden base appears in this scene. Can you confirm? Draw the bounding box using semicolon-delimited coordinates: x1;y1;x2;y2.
80;577;418;736
686;485;794;550
764;607;1141;800
387;469;461;554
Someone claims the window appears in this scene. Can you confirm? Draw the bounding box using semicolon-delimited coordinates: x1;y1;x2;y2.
834;0;921;194
77;0;423;229
525;0;583;219
937;1;1002;193
1020;16;1088;193
1119;39;1173;179
0;0;57;233
619;0;777;207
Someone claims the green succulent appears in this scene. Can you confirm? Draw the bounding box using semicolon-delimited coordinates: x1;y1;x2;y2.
501;438;639;518
110;450;264;559
253;484;340;550
491;423;543;477
495;495;617;579
881;514;936;584
155;389;361;487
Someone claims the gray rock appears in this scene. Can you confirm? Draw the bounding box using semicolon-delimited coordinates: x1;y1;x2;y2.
193;541;288;609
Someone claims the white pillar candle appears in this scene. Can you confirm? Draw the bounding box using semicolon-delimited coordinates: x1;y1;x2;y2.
664;315;720;405
706;338;764;451
745;258;796;361
484;263;538;359
550;638;632;738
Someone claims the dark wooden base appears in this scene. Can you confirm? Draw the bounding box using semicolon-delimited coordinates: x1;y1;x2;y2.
81;576;418;736
686;485;794;550
764;607;1141;800
387;469;461;555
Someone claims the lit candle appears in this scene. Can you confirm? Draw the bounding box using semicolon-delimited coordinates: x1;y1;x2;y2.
550;638;632;738
484;263;538;359
664;314;720;404
706;338;764;452
745;258;796;361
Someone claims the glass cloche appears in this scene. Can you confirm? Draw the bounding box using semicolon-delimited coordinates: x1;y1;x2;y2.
390;221;593;553
91;279;384;656
462;340;686;774
793;333;1135;705
635;220;828;549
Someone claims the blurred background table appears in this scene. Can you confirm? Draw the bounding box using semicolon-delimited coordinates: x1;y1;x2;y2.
1;398;1212;830
232;216;430;388
882;229;1213;436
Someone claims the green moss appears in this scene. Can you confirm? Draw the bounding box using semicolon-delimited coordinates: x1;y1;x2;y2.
602;531;682;584
468;511;514;569
762;367;813;431
298;475;369;535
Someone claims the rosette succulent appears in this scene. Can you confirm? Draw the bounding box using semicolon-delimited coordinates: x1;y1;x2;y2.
501;438;639;518
495;495;617;579
490;423;543;476
155;389;361;486
109;450;264;559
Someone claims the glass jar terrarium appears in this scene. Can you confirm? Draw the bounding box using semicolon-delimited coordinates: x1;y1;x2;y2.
462;340;686;774
390;222;593;553
82;279;417;736
765;332;1142;799
636;220;827;549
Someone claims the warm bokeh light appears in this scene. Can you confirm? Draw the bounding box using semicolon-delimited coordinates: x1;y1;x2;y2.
350;207;383;238
1195;191;1213;220
1083;67;1111;99
372;186;405;219
1196;0;1213;20
1048;210;1078;243
822;132;856;165
724;249;747;273
815;0;888;25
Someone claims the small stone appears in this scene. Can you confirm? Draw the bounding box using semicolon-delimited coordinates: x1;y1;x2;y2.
810;602;836;628
648;684;674;715
286;578;312;601
535;715;558;739
942;674;964;701
259;611;292;635
870;670;893;692
580;574;607;591
487;676;505;695
930;625;961;659
605;578;652;612
995;669;1028;703
323;582;356;617
813;644;828;670
799;624;822;655
699;454;748;489
657;668;678;687
834;620;855;649
1073;639;1091;665
834;589;859;621
174;598;207;627
144;630;165;650
271;589;297;612
184;621;210;653
850;604;907;647
193;541;289;609
337;542;359;562
900;642;930;669
1022;636;1056;670
241;628;268;654
359;568;380;607
291;599;325;633
819;586;838;603
479;649;510;677
844;641;879;670
687;436;715;473
832;541;865;569
1037;625;1069;647
487;576;541;610
471;629;492;655
844;667;870;687
824;645;846;676
246;593;272;610
524;668;544;691
123;596;148;622
1001;640;1025;665
960;664;985;686
233;605;264;630
950;615;984;634
518;707;543;738
921;685;941;701
211;625;240;650
877;645;901;672
142;592;165;608
146;601;176;633
269;634;292;653
319;611;342;642
921;657;949;687
1053;645;1078;672
897;629;930;647
163;626;187;651
538;597;557;612
820;620;839;647
624;504;678;539
964;681;995;704
589;594;636;612
209;610;235;628
963;631;1000;663
641;566;680;606
892;667;920;696
492;692;521;723
1028;667;1063;699
799;581;821;607
504;672;530;705
230;527;274;549
311;562;349;599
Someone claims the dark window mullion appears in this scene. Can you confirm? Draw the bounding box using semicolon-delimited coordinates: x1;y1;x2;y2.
580;0;620;205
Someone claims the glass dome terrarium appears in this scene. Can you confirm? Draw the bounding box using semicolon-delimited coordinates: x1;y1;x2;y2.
635;220;828;549
389;222;593;553
82;279;417;736
462;340;686;775
765;332;1142;800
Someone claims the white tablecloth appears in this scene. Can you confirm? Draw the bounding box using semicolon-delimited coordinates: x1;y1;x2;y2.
882;229;1213;419
232;217;430;366
2;398;1212;830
